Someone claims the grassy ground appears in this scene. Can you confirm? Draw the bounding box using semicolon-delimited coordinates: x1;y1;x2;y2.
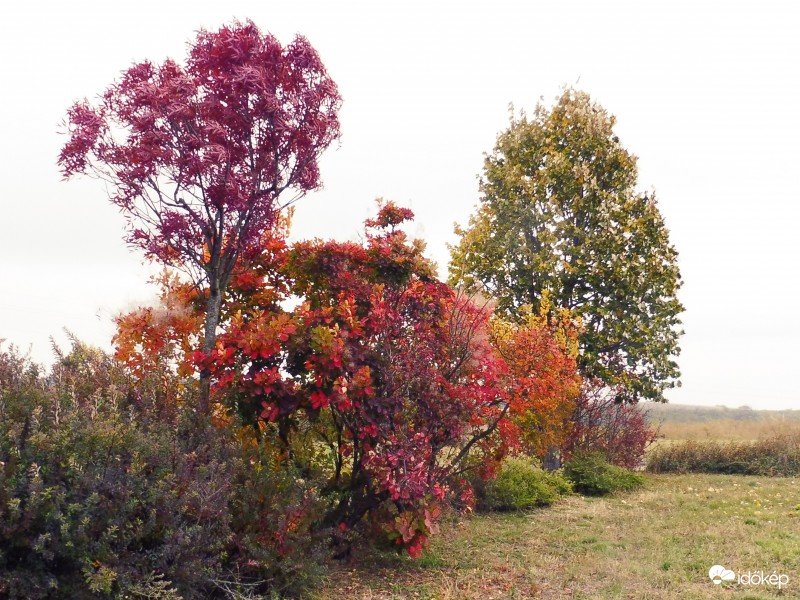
310;474;799;599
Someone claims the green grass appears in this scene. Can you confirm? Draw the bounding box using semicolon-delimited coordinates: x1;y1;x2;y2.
310;474;799;599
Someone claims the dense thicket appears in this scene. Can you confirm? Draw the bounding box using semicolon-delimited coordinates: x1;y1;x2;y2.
17;19;678;596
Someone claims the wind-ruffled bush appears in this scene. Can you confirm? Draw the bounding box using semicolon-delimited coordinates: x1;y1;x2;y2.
563;380;658;469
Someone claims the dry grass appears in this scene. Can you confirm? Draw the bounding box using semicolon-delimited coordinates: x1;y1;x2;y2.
646;404;800;444
309;474;800;599
647;433;800;477
656;419;800;443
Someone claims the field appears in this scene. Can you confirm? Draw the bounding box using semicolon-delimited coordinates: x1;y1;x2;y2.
310;406;800;599
646;404;800;442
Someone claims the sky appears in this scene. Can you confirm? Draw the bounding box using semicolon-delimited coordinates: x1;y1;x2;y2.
1;0;798;410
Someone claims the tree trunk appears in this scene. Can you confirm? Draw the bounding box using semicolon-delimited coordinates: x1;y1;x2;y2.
199;286;223;414
542;446;562;471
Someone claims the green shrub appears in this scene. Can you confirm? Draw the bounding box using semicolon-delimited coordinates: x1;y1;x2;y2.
646;435;800;476
477;457;572;511
563;452;644;496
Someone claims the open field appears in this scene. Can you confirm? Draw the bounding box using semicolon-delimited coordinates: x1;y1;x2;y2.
656;419;800;443
646;404;800;442
311;474;799;599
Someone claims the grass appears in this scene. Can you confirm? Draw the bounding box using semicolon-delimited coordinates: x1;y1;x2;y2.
646;411;800;476
309;474;799;599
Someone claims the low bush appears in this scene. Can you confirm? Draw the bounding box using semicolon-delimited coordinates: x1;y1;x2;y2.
646;434;800;476
0;341;326;599
476;457;572;511
563;380;658;469
563;452;644;496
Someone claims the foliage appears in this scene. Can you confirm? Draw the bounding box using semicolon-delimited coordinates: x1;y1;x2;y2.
113;270;203;384
476;457;572;511
564;379;658;469
449;88;684;403
0;341;326;599
489;296;581;460
107;200;582;560
59;20;342;408
647;434;800;476
201;201;517;557
112;215;292;411
563;452;644;496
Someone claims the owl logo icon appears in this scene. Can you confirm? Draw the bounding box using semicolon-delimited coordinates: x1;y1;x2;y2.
709;565;736;585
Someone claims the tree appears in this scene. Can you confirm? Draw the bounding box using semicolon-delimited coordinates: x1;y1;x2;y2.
450;89;684;403
59;20;342;410
113;270;202;383
112;214;293;408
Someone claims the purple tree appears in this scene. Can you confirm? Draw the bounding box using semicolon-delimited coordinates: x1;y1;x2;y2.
59;20;342;409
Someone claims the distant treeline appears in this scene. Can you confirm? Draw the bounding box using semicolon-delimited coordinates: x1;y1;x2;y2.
644;403;800;424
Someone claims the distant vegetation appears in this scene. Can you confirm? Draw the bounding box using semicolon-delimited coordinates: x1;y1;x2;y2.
645;404;800;476
646;403;800;442
648;433;800;476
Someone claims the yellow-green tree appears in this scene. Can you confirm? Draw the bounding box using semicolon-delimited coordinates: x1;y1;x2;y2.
450;89;684;402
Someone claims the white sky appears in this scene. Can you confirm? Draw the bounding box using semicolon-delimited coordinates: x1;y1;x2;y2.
1;0;798;410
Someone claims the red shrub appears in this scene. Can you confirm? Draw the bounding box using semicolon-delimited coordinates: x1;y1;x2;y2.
564;379;658;469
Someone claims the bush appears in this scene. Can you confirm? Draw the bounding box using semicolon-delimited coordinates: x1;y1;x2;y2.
563;452;644;496
563;380;658;469
0;341;326;599
646;434;800;476
477;457;572;511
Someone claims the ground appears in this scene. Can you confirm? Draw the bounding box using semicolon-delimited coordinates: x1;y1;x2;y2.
310;473;799;599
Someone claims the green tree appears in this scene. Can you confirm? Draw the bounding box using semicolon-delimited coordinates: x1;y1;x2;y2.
449;89;683;402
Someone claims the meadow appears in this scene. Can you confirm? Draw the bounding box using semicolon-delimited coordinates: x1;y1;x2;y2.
310;405;800;599
646;403;800;442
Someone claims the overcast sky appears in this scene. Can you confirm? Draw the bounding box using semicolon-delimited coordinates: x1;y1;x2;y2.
1;0;798;410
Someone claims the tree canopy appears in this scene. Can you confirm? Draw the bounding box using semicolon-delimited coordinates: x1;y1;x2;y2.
449;89;684;402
